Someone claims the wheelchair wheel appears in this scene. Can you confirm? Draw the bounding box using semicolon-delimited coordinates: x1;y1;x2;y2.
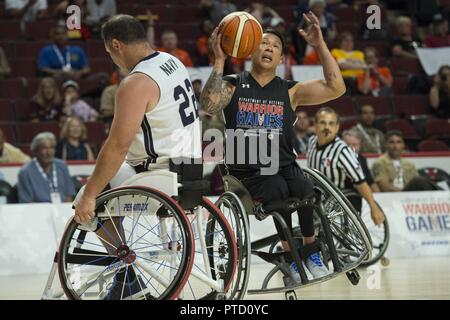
179;197;238;300
58;186;195;300
302;168;372;269
344;191;390;267
359;206;389;266
214;191;251;300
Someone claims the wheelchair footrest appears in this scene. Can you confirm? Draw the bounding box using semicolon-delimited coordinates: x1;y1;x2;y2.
297;241;322;261
252;250;289;265
262;197;314;214
198;291;226;300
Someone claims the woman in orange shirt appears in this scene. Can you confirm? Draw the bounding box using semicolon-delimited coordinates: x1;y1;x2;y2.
357;47;393;96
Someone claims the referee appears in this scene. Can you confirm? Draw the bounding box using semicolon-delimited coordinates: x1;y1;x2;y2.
306;107;384;226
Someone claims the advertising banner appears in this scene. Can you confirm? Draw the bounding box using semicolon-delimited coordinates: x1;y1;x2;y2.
370;191;450;258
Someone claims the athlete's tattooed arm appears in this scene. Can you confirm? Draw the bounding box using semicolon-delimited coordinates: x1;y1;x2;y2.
200;70;235;114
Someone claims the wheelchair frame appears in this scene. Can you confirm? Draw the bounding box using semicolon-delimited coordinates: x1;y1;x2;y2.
216;167;373;299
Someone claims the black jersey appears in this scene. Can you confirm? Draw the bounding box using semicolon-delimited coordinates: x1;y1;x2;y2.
222;71;297;176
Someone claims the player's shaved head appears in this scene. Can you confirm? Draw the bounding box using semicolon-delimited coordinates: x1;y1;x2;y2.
102;14;147;46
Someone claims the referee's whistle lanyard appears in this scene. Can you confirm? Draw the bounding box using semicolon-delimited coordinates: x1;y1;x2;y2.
53;45;71;71
34;158;58;193
356;123;381;154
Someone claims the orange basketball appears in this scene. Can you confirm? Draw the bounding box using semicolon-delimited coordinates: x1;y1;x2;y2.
218;11;263;59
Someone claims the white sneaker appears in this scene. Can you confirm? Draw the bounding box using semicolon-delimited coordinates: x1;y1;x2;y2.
305;252;329;279
289;261;313;282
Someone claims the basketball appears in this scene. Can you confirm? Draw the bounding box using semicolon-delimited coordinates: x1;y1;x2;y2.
218;11;263;59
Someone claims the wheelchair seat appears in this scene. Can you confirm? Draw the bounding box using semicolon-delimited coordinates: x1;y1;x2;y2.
262;197;314;215
170;158;211;210
223;174;318;218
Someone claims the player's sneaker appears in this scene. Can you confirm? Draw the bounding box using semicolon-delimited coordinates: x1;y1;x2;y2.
289;261;313;282
305;252;329;279
104;275;147;300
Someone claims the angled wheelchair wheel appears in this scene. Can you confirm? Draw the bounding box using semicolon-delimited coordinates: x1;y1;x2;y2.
214;191;251;300
179;197;238;300
58;186;195;300
344;191;390;267
302;168;372;269
360;209;389;267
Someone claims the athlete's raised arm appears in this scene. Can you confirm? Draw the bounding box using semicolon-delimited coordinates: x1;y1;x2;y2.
289;12;346;108
200;28;236;115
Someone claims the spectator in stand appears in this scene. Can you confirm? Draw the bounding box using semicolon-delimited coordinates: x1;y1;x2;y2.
18;132;76;203
147;27;194;67
0;47;12;79
54;0;91;40
349;104;385;154
331;32;366;78
294;0;337;64
85;0;116;38
30;77;64;122
391;16;421;59
160;30;194;67
0;128;31;163
372;130;440;192
424;13;450;48
100;68;127;132
293;109;311;155
309;0;336;40
245;2;282;27
429;65;450;119
56;117;95;161
62;80;98;122
357;47;393;96
196;19;215;66
5;0;47;30
342;130;380;192
190;72;203;103
200;0;237;25
37;25;91;80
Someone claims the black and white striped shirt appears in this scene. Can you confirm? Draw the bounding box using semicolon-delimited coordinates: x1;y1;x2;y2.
306;135;366;189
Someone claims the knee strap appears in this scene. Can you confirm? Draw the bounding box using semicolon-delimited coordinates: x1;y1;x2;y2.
297;240;322;260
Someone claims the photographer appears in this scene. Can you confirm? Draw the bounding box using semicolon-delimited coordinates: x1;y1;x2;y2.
429;65;450;118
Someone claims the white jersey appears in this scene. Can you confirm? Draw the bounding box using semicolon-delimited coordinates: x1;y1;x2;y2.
126;51;202;168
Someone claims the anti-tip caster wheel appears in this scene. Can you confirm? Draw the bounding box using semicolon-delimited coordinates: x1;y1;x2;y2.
346;269;360;286
285;290;298;300
380;256;390;267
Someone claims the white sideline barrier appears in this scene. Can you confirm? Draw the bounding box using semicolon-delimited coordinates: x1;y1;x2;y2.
1;191;450;276
0;203;73;276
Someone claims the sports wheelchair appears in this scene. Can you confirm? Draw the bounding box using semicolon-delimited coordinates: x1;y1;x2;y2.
42;162;372;300
43;159;239;300
214;166;373;300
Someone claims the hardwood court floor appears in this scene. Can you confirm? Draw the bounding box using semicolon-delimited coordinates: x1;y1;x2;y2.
247;256;450;300
0;257;449;300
